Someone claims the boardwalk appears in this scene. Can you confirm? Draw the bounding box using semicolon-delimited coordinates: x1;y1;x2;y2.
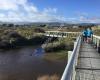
76;42;100;80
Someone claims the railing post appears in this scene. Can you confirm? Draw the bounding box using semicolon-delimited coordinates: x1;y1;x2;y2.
68;50;76;80
92;36;94;44
98;40;100;53
72;64;76;80
97;39;99;51
95;38;97;46
67;41;79;80
68;51;72;61
49;32;50;36
68;51;72;80
73;41;78;80
93;35;100;53
74;42;77;49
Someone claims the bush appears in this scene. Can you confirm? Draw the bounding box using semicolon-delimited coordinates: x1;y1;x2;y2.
44;38;74;52
34;28;45;33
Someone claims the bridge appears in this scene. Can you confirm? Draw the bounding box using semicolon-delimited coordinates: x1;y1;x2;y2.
44;31;80;38
44;31;100;80
42;31;80;48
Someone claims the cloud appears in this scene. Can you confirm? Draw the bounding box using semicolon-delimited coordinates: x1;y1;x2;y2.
43;8;57;14
72;12;100;23
78;15;100;23
0;0;18;10
64;16;100;23
0;0;99;23
75;12;88;17
0;0;66;22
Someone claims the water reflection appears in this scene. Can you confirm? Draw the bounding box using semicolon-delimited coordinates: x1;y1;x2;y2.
33;47;45;57
0;46;67;80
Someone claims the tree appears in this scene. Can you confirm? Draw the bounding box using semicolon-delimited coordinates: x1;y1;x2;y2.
8;24;14;27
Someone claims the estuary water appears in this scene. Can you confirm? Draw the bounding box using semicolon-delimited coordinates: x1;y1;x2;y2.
0;46;67;80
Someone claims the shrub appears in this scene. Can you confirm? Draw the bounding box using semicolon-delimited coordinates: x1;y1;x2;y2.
44;38;74;52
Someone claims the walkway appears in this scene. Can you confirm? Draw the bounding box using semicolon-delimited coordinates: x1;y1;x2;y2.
76;42;100;80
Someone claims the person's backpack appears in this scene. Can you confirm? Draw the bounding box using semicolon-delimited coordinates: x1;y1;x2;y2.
83;30;87;36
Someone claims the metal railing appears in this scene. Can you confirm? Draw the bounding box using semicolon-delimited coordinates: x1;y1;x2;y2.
61;36;82;80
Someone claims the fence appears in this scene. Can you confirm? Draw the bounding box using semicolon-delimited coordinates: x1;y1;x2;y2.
92;35;100;53
44;31;80;38
61;35;81;80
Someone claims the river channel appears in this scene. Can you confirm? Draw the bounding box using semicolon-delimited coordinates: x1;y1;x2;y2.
0;46;67;80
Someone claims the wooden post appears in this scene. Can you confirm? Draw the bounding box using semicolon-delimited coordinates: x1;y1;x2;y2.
97;39;99;51
68;51;72;61
73;41;77;80
74;42;77;49
68;51;76;80
68;51;72;80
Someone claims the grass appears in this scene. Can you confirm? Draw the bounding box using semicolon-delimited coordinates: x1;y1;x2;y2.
94;29;100;36
44;37;74;53
0;27;45;39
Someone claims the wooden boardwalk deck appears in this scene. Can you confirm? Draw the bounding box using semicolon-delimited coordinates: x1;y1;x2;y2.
76;43;100;80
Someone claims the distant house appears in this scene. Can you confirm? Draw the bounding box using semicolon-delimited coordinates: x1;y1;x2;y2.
72;26;79;28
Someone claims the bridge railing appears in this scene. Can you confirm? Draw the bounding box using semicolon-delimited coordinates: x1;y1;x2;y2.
44;31;80;38
92;35;100;52
61;36;82;80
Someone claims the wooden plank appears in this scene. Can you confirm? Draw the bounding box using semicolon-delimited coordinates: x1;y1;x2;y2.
76;43;100;80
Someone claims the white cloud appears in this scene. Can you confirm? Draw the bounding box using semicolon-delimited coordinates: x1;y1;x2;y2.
0;13;5;17
64;16;100;23
73;12;100;23
78;15;100;23
0;0;18;10
0;0;99;23
43;8;57;14
0;0;66;22
75;12;88;17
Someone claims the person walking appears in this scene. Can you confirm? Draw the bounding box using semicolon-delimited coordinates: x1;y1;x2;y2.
82;28;88;43
87;27;93;44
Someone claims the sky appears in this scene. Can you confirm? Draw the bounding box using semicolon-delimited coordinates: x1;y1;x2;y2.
0;0;100;23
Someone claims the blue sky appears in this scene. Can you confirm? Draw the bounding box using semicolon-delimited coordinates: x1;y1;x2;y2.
29;0;100;17
0;0;100;23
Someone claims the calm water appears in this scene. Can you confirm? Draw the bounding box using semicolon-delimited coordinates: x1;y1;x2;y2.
0;46;67;80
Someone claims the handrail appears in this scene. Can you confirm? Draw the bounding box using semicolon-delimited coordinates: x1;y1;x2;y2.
92;35;100;51
61;36;81;80
44;31;80;38
45;31;80;33
93;35;100;40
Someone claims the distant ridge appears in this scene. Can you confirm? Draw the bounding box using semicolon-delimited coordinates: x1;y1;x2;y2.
0;21;99;26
